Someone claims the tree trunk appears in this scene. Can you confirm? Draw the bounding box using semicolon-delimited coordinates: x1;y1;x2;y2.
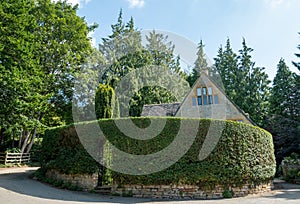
25;127;37;153
18;130;23;150
20;131;31;154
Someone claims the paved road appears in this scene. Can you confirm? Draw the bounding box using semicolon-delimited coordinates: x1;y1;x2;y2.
0;167;300;204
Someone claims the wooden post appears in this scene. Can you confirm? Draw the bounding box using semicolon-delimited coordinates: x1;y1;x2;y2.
4;152;7;165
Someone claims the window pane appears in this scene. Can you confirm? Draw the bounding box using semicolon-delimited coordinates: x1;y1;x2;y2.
198;96;202;105
202;87;207;95
197;88;202;96
208;95;213;104
203;96;208;105
208;87;213;95
192;97;197;106
214;95;219;104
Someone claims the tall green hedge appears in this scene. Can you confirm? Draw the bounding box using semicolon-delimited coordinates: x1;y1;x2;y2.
40;118;276;187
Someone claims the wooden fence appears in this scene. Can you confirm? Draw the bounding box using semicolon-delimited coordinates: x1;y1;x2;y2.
0;152;30;165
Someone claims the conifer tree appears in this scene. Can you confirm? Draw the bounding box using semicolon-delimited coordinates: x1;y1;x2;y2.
187;40;208;86
270;59;296;117
214;38;270;126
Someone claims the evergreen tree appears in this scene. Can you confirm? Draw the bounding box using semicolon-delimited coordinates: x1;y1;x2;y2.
145;30;182;75
214;38;270;126
100;10;143;87
237;39;270;125
95;84;118;119
129;30;186;116
269;59;296;117
292;32;300;122
292;32;300;74
266;58;300;168
214;38;239;98
187;40;208;86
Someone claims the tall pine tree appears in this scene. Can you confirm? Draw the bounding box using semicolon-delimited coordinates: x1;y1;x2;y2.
269;59;296;117
292;32;300;123
214;38;270;126
187;40;208;86
214;38;239;99
266;58;300;168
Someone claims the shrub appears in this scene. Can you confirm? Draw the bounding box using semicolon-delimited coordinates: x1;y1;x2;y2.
281;153;300;181
222;189;234;198
40;117;276;188
95;84;119;119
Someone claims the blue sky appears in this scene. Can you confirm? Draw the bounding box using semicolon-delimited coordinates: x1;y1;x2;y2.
60;0;300;80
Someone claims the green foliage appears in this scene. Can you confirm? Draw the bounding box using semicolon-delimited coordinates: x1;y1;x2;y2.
265;115;300;171
222;189;234;198
214;38;270;126
40;118;275;188
266;59;300;171
100;15;187;117
282;153;300;181
40;125;99;174
5;148;21;153
0;0;95;153
292;32;300;123
129;86;177;117
187;40;209;87
270;59;297;117
95;84;118;119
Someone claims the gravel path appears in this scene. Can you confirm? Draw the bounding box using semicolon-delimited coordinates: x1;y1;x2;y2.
0;167;300;204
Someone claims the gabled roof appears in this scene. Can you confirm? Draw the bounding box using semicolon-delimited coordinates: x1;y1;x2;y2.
141;71;255;125
141;102;181;117
175;71;255;125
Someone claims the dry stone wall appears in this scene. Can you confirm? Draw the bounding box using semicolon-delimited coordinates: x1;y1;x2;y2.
46;169;98;191
111;182;273;199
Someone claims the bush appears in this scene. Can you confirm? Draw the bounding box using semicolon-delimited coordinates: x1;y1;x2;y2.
222;189;234;198
95;84;119;119
281;153;300;181
40;118;276;188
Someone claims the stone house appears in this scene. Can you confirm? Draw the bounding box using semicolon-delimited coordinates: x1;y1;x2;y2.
141;71;254;125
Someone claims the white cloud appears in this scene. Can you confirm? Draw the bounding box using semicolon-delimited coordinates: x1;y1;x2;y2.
52;0;91;8
264;0;291;8
126;0;145;9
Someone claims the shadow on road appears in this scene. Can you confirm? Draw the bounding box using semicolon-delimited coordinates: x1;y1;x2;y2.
0;168;151;203
1;168;300;204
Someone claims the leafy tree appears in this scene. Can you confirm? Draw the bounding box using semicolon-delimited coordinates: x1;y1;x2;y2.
187;40;209;87
0;0;95;153
129;30;188;116
99;16;187;117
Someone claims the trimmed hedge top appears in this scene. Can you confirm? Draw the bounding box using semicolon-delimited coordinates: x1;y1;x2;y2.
41;117;276;187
